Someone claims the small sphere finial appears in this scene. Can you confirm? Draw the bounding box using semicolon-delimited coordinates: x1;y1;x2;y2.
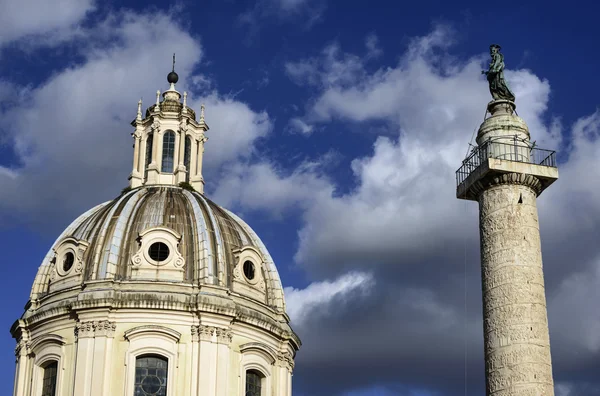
167;53;179;84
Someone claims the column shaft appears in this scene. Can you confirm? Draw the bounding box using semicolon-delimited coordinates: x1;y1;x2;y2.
479;182;554;396
132;136;140;173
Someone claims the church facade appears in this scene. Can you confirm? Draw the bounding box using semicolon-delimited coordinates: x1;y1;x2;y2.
11;66;300;396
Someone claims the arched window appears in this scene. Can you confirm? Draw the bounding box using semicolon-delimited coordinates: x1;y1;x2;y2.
145;133;153;180
135;355;168;396
184;136;192;182
161;131;175;173
245;370;263;396
41;361;58;396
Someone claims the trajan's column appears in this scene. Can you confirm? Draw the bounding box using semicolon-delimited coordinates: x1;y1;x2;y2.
456;44;559;395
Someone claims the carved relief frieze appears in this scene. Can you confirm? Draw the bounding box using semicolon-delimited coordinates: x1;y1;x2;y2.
75;320;116;339
479;183;553;395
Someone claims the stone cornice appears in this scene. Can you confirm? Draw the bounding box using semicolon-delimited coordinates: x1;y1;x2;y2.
21;289;298;347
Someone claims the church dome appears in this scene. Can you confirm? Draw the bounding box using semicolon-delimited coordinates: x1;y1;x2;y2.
12;64;299;396
30;185;286;313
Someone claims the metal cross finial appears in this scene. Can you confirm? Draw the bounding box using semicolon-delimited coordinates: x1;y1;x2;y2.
172;53;176;72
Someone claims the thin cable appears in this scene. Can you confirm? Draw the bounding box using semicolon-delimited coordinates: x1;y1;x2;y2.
463;199;468;396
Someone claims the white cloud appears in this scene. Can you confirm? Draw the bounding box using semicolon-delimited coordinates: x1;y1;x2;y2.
0;0;95;47
364;33;383;59
284;271;374;325
211;158;333;217
0;10;277;227
255;25;600;393
288;117;315;135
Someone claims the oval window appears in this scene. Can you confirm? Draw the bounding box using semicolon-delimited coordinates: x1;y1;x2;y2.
243;260;255;280
148;242;170;262
63;252;75;272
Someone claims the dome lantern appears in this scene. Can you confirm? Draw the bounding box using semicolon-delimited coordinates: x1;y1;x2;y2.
129;55;209;193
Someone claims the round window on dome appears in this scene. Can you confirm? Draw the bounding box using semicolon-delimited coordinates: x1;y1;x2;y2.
148;242;170;262
243;260;255;281
62;252;75;272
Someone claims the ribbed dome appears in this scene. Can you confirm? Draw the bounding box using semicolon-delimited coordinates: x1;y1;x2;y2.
29;186;286;312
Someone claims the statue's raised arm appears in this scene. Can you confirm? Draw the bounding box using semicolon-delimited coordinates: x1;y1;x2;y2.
481;44;515;102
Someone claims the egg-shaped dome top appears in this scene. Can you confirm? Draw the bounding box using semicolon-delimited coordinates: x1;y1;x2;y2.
30;186;286;313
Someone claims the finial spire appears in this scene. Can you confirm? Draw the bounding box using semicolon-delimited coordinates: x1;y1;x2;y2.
137;98;142;121
167;54;179;87
156;90;161;112
200;104;205;123
183;92;188;111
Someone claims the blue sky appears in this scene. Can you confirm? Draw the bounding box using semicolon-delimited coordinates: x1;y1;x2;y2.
1;0;600;395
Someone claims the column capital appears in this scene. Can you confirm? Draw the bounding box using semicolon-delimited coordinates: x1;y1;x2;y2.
75;320;117;339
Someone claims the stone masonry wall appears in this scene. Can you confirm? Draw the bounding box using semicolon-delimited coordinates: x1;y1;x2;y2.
479;181;554;396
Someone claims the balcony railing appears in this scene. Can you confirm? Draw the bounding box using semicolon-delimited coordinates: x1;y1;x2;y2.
456;139;557;188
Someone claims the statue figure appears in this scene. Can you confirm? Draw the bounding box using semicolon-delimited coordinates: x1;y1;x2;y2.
482;44;515;102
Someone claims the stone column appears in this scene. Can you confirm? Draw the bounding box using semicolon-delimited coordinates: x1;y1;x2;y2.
73;322;96;396
175;126;187;183
275;352;293;396
190;326;200;395
196;139;205;178
93;321;116;396
13;341;30;396
130;134;143;188
190;138;206;193
189;138;198;184
479;175;554;395
132;135;140;173
156;131;163;172
198;326;218;395
472;101;555;396
146;121;161;184
139;137;147;178
215;328;232;395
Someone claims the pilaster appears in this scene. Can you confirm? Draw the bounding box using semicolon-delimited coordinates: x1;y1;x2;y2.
129;134;143;188
275;351;294;396
73;320;116;396
146;119;161;184
13;338;31;396
175;122;188;184
215;327;232;395
191;137;206;193
198;325;218;396
190;326;200;395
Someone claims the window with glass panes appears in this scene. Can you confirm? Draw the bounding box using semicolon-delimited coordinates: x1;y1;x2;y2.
41;361;58;396
161;131;175;173
145;133;153;180
245;370;262;396
134;355;168;396
184;136;191;182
